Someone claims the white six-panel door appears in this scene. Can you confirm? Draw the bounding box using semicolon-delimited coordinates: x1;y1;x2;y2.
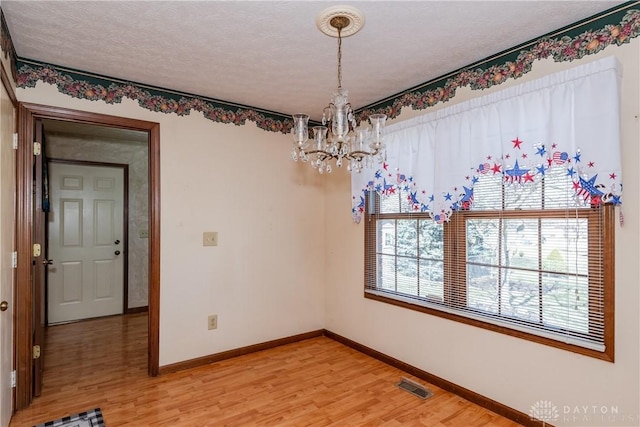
48;163;124;324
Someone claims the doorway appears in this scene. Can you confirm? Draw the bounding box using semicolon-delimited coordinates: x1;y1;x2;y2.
47;160;126;324
43;118;150;324
15;103;160;410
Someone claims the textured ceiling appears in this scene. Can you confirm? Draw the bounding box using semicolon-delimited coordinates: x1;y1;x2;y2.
2;1;627;121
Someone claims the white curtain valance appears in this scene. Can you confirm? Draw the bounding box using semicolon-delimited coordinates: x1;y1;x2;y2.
351;56;622;223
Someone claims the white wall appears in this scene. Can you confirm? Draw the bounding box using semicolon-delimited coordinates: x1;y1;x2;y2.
17;85;326;366
324;42;640;426
15;34;639;427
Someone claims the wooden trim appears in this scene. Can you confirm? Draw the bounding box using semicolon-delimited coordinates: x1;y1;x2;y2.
14;103;161;409
122;165;129;314
603;205;615;362
33;120;44;397
158;330;324;375
5;68;17;416
1;60;16;106
148;123;160;376
15;104;34;410
18;103;160;131
126;306;148;314
323;329;550;427
47;158;128;168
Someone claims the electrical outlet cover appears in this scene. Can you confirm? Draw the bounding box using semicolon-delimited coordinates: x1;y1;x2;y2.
203;232;218;247
208;314;218;330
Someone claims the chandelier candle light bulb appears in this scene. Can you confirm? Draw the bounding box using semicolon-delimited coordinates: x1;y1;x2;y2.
292;114;309;147
291;5;387;174
313;126;328;150
370;114;386;146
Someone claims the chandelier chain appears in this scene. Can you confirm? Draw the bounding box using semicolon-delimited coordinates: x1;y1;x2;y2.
337;26;343;90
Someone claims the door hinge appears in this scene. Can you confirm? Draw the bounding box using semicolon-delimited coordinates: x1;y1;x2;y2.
33;141;41;156
33;243;41;257
32;345;41;360
11;251;17;268
10;370;16;388
12;133;18;150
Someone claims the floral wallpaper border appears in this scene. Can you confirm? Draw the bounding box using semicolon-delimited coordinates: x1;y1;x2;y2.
6;2;640;134
356;2;640;122
17;59;294;134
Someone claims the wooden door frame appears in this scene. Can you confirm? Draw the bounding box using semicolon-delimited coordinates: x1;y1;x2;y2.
32;119;44;397
15;103;160;410
46;159;130;323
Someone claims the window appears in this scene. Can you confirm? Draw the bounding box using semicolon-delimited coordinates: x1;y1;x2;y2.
364;167;615;361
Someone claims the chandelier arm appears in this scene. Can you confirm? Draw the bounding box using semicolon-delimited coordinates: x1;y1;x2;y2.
302;149;335;159
347;149;378;158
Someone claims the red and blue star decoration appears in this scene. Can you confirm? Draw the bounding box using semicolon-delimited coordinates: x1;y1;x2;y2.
352;137;621;223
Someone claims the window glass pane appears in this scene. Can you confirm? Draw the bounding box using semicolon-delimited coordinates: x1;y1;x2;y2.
380;193;401;213
399;189;413;213
380;190;413;213
542;273;589;334
377;254;396;291
472;163;592;211
544;167;589;209
504;182;542;209
467;265;500;314
419;259;444;302
501;219;539;270
501;268;540;322
541;218;588;275
377;220;395;255
467;219;499;265
397;258;418;296
471;173;502;210
418;219;443;260
397;220;418;257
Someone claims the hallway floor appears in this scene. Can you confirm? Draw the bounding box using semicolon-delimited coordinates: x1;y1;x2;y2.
10;313;521;426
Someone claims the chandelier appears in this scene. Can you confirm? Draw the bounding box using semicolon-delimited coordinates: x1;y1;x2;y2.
291;6;387;174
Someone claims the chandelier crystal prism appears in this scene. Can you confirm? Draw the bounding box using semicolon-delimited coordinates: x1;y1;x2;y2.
291;6;387;174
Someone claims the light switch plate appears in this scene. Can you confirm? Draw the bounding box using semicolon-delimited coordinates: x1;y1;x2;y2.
203;231;218;247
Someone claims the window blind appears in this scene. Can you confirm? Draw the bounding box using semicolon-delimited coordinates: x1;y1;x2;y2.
360;57;619;359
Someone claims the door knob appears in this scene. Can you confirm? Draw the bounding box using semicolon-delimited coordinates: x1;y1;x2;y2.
115;250;121;256
42;259;53;265
0;301;8;312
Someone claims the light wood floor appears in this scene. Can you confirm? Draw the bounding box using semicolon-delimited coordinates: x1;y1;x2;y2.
10;313;522;426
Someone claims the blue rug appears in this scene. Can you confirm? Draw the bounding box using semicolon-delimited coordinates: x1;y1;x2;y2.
33;408;104;427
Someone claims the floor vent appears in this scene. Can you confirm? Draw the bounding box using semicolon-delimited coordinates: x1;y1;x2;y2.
396;377;433;399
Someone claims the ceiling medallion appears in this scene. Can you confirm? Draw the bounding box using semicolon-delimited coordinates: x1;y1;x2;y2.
315;5;365;38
